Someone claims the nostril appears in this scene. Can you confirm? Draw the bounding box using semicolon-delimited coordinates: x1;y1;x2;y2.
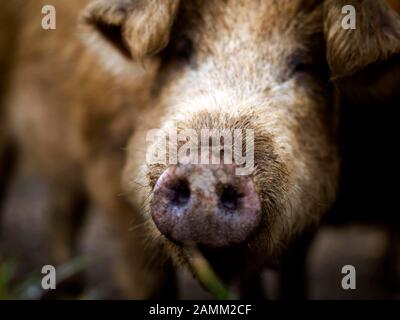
169;179;191;206
220;185;239;210
151;165;262;248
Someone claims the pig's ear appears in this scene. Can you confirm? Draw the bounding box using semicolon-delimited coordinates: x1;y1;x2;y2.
79;0;180;71
324;0;400;101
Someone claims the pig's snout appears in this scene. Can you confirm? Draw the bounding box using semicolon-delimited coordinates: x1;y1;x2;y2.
150;164;261;247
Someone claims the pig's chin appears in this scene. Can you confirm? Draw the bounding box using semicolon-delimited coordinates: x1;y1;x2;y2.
162;233;267;279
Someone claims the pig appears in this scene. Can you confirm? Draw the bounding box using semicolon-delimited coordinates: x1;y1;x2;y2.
3;0;400;299
115;0;400;297
116;0;399;296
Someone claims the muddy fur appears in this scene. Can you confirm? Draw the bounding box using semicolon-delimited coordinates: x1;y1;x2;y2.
2;0;400;298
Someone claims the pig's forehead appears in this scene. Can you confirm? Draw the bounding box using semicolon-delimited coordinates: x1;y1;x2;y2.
178;0;323;34
174;0;324;65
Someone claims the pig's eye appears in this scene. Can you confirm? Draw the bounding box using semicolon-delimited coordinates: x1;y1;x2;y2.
174;35;194;63
161;34;194;67
287;49;330;81
292;61;315;74
288;50;314;76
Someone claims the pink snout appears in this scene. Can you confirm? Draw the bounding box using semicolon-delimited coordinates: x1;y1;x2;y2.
150;164;261;248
